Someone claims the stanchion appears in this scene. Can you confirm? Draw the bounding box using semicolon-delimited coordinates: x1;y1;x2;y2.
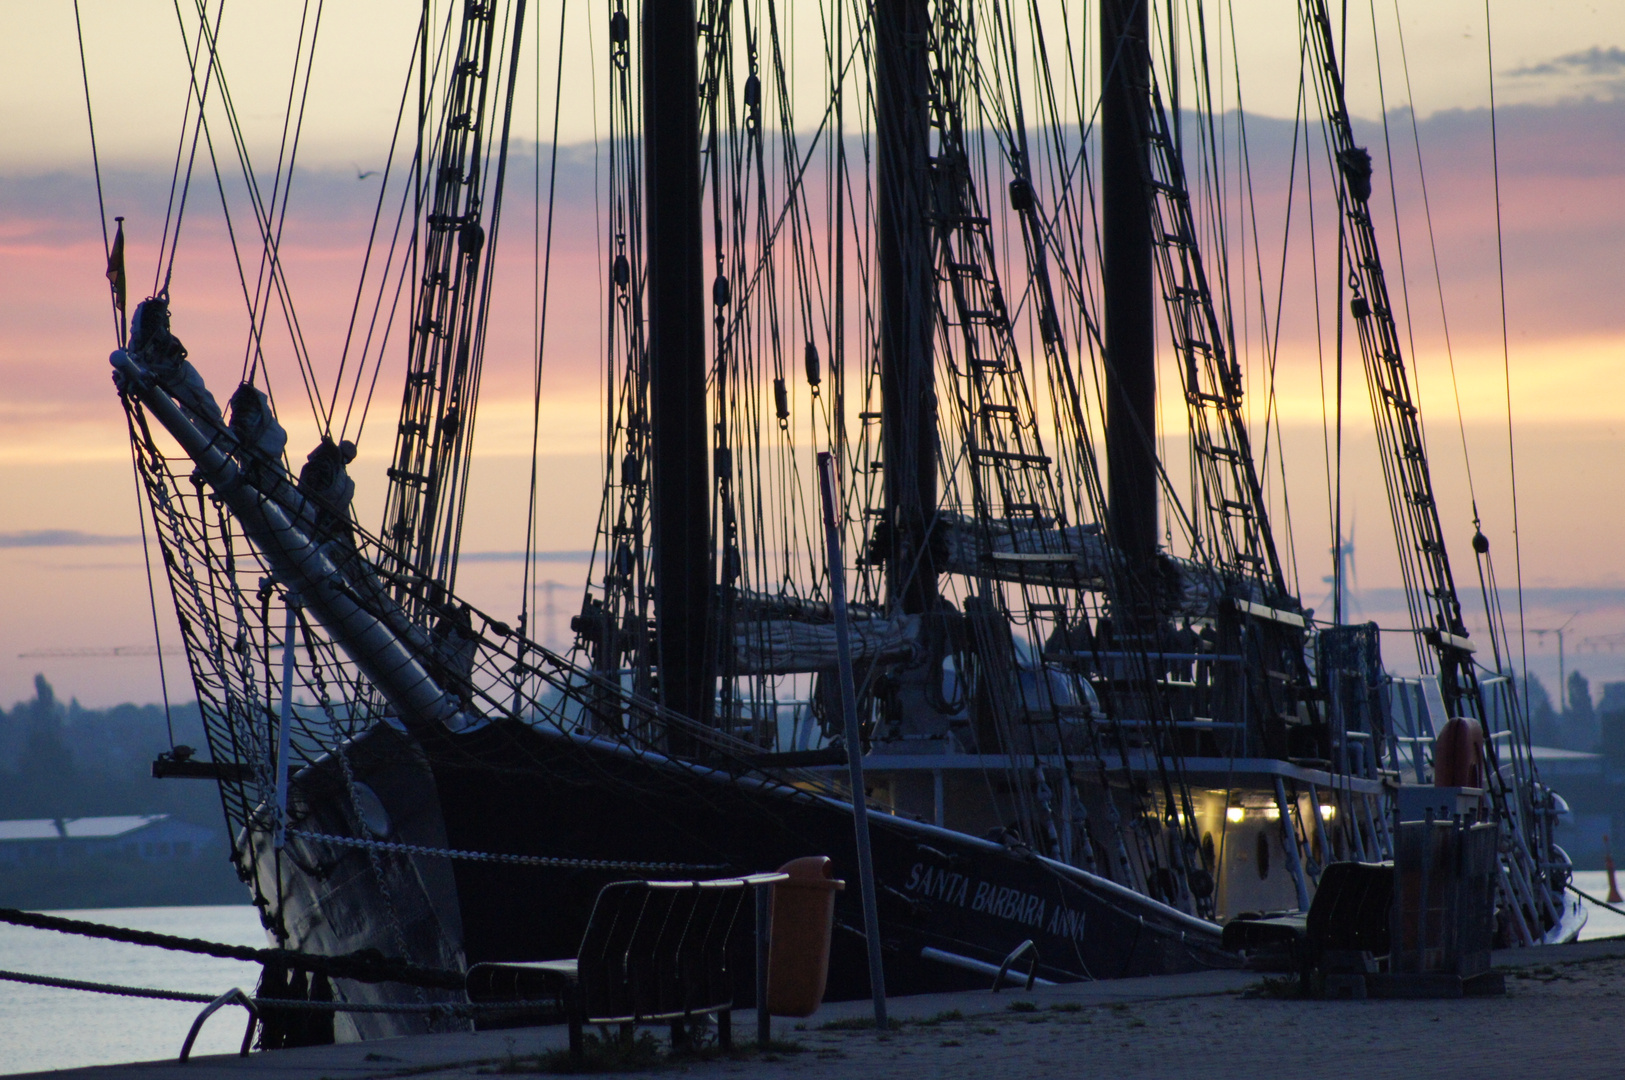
816;451;887;1030
755;884;772;1046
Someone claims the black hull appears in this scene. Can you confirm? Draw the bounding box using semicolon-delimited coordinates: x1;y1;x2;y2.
264;720;1232;1039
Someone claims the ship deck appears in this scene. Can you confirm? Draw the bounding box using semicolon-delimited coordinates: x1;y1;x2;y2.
801;752;1387;794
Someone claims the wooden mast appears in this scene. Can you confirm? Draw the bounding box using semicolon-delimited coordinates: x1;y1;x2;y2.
876;0;938;614
1102;0;1157;567
643;0;715;735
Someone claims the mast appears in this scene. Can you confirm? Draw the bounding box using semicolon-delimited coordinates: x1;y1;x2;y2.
643;0;715;731
876;0;937;614
1101;0;1157;567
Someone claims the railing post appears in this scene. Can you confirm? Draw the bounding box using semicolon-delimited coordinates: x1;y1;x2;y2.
1275;778;1311;912
178;988;258;1062
755;883;771;1047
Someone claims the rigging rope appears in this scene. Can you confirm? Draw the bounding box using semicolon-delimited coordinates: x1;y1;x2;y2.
347;0;461;447
80;7;180;748
1483;0;1531;718
521;0;570;645
238;0;327;410
1384;0;1478;505
124;410;180;751
71;0;115;339
167;0;328;428
153;0;216;297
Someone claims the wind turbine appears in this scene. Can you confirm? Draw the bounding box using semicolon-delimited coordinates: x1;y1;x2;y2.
1321;512;1360;624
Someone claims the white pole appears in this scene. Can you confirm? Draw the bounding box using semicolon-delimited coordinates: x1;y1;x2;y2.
817;452;887;1029
274;592;300;849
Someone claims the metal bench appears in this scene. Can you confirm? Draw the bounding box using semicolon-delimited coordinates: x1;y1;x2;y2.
467;873;786;1058
1222;860;1394;995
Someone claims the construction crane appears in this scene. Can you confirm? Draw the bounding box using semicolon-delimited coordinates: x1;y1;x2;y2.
16;645;180;659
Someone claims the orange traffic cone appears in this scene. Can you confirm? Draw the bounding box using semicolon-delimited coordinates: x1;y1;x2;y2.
1605;834;1623;904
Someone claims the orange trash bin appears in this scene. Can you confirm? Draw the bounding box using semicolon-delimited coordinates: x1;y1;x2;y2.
765;856;845;1017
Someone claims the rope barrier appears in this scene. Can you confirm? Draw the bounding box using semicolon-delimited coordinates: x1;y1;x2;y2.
0;968;552;1017
236;997;552;1015
1568;882;1625;920
0;907;462;989
285;829;729;872
0;968;214;1004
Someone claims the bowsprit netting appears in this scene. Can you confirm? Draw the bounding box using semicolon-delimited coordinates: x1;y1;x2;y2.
116;329;845;933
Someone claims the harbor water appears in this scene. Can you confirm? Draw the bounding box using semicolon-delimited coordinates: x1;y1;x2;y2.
2;882;1623;1075
0;906;264;1075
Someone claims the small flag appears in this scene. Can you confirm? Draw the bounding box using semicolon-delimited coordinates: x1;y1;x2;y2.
106;217;126;323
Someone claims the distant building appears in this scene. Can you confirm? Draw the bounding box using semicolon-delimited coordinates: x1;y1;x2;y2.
0;815;215;866
1527;746;1623;869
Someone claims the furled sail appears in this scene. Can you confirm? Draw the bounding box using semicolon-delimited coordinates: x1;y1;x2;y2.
734;613;919;676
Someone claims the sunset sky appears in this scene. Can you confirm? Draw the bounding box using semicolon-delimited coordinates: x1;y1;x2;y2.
2;1;1622;708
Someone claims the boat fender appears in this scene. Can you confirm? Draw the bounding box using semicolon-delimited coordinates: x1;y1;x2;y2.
1433;715;1485;788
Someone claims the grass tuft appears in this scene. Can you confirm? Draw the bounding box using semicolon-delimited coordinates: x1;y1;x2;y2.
487;1032;665;1074
912;1009;965;1028
485;1031;804;1075
819;1016;904;1032
1242;974;1303;999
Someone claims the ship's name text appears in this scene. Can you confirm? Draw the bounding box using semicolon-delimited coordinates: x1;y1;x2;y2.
903;863;1086;942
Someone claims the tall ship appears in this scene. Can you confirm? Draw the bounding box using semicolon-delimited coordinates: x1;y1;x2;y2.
103;0;1579;1039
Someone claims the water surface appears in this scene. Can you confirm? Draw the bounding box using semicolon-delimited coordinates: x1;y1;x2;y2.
0;905;263;1075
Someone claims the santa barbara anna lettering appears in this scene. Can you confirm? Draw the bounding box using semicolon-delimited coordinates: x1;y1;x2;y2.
903;863;1087;942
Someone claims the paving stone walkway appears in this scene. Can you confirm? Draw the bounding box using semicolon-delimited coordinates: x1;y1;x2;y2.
16;939;1625;1080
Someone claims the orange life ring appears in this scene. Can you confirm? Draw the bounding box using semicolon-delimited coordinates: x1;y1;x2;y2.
1433;715;1485;788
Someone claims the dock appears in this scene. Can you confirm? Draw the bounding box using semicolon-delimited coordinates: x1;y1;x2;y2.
14;937;1625;1080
